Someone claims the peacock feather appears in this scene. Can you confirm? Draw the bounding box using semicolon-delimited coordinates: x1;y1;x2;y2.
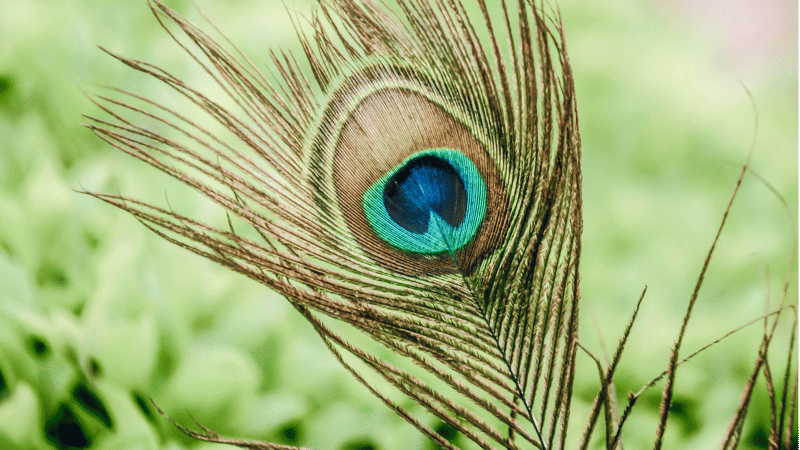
88;0;573;448
79;0;800;448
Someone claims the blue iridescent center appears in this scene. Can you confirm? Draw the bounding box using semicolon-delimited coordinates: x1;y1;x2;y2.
362;149;487;254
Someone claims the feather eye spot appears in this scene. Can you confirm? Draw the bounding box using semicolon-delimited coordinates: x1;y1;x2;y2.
363;149;486;255
322;87;510;276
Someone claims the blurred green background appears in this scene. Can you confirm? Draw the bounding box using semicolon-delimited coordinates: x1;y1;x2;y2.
0;0;795;449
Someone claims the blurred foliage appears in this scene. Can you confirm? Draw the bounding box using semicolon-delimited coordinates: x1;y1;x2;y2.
0;0;795;449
